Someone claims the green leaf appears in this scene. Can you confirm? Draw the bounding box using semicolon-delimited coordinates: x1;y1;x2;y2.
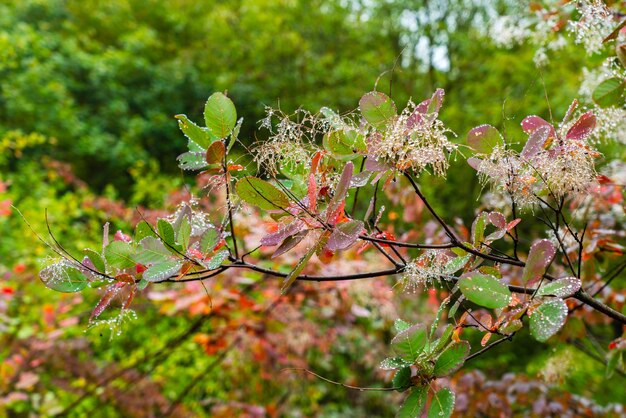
177;216;191;251
200;228;220;254
135;220;155;242
204;250;229;270
204;92;237;139
396;386;428;418
391;324;429;361
40;262;88;293
157;219;176;249
175;114;212;149
104;241;135;270
323;130;365;159
235;176;291;211
394;318;412;333
359;91;397;131
592;77;626;108
427;388;455;418
467;124;503;154
434;342;470;377
458;273;512;309
379;357;412;370
83;249;106;273
143;261;182;282
606;350;623;378
471;212;487;247
530;298;568;342
429;324;454;355
393;367;412;392
443;254;470;275
177;152;209;171
537;276;581;298
134;237;171;265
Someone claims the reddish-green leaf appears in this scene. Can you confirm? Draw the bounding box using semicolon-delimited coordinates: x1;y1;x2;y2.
206;140;225;164
326;220;364;251
521;239;555;286
359;91;397;131
566;111;596;140
467;124;503;154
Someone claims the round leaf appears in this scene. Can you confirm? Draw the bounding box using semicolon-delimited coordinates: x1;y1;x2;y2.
359;91;397;131
235;176;291;211
592;77;626;108
458;273;512;309
204;92;237;138
467;124;503;154
530;298;568;342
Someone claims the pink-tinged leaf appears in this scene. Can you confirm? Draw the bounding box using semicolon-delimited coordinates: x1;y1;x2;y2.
488;212;506;229
521;115;556;138
326;220;364;251
467;157;482;170
467;124;503;154
359;92;397;131
326;162;353;225
521;239;556;286
427;88;445;116
114;230;132;243
521;125;550;158
364;157;389;172
350;171;371;188
90;282;125;322
537;276;582;298
260;220;304;246
272;230;309;258
566;111;596;140
507;218;521;231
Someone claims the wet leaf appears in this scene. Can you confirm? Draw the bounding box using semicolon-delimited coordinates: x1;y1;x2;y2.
281;232;329;293
566;111;596;140
204;250;229;270
427;388;455;418
530;298;568;342
134;237;170;265
84;249;106;273
458;273;512;309
261;221;304;246
326;162;353;224
537;276;581;298
443;255;470;274
200;228;220;254
104;241;135;270
177;152;208;171
326;220;364;251
467;125;503;154
235;176;291;211
143;261;182;282
396;386;428;418
40;262;88;293
175;114;211;149
205;140;225;164
520;115;556;138
521;125;551;158
359;91;397;131
272;230;309;258
521;239;555;286
592;78;625;108
90;283;125;322
157;219;177;249
380;356;412;370
391;324;429;361
393;367;412;392
394;318;412;333
204;92;237;139
135;220;156;242
434;342;470;377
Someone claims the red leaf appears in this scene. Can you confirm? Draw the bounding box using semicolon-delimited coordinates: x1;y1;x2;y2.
521;239;556;286
206;141;225;164
90;283;125;322
566;111;596;140
521;115;556;138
